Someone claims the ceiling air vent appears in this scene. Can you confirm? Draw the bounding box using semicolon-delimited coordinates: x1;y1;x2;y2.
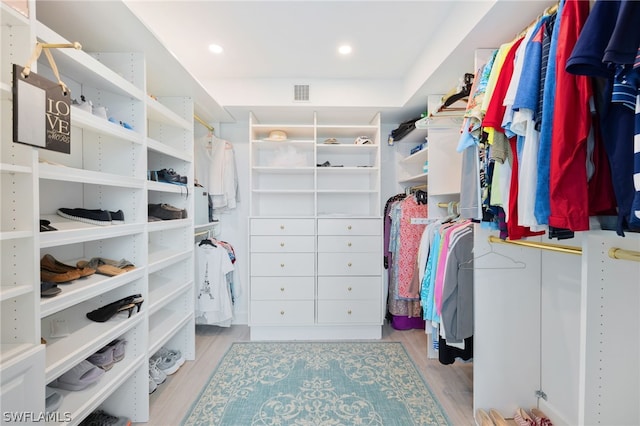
294;85;310;102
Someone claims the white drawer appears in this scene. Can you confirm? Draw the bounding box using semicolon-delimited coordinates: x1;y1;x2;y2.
251;276;315;300
317;276;381;300
317;218;381;235
317;252;381;276
317;300;382;324
250;300;315;324
317;236;381;253
251;218;315;235
251;235;315;252
251;253;315;276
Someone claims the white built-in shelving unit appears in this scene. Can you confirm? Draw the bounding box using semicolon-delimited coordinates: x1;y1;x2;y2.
0;0;224;422
248;111;384;340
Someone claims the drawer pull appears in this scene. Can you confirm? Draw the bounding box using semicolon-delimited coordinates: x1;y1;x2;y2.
347;310;352;315
347;242;352;247
348;262;352;267
280;225;285;230
280;263;285;268
280;287;285;292
347;225;352;230
347;287;352;291
280;310;285;315
280;242;285;247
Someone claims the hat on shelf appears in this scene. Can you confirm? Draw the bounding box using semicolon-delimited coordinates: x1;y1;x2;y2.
264;130;288;141
354;136;373;145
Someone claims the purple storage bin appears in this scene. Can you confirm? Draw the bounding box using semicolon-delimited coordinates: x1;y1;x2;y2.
391;315;426;330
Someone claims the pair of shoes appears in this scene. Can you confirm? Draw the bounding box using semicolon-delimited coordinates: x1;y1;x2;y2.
40;219;57;232
149;358;167;386
41;254;96;278
79;409;131;426
86;339;127;370
514;408;536;426
41;281;62;298
475;409;494;426
56;208;124;226
49;360;105;391
41;268;81;284
76;257;135;277
148;168;187;185
71;95;92;113
86;294;143;323
530;408;553;426
148;203;187;220
150;347;184;376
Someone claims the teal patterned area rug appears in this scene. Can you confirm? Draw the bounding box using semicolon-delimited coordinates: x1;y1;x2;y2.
181;342;450;426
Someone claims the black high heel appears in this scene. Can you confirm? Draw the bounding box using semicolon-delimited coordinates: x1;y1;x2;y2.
86;294;144;323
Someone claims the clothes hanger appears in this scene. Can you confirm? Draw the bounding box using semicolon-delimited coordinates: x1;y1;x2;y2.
459;243;526;270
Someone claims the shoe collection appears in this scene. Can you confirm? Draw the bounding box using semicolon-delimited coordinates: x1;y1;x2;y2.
148;203;187;221
148;346;185;394
476;407;553;426
71;95;134;131
148;168;188;185
56;207;124;226
40;255;136;298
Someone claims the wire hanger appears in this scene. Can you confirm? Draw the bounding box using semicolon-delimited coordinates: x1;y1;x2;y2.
459;243;526;270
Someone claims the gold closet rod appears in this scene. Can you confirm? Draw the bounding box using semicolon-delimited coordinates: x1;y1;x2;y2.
608;247;640;262
488;235;582;255
194;114;214;133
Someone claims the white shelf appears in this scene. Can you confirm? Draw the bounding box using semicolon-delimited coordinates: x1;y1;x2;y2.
148;276;192;316
70;108;145;144
0;230;33;241
44;311;144;383
148;309;193;355
1;2;30;27
399;172;428;185
146;97;191;129
147;218;190;232
0;343;37;365
39;163;145;188
253;166;315;174
147;245;192;274
252;189;315;194
400;148;428;164
39;216;145;248
147;180;190;194
147;138;193;162
0;284;33;302
0;162;32;174
40;268;145;318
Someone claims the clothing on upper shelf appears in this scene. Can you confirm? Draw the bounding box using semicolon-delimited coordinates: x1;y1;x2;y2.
195;134;239;212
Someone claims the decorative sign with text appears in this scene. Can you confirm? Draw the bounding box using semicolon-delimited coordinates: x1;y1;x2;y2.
12;64;71;154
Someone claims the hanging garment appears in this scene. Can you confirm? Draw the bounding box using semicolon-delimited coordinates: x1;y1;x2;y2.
396;196;428;299
195;241;234;326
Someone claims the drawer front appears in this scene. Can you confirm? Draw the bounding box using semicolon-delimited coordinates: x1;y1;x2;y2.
317;300;382;324
317;218;381;236
317;276;381;300
317;236;381;253
251;277;315;300
251;235;315;253
250;300;315;324
251;253;315;276
251;218;315;235
317;252;381;276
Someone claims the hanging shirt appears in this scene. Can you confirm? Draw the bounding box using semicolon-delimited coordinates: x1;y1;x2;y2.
195;243;234;326
397;196;428;299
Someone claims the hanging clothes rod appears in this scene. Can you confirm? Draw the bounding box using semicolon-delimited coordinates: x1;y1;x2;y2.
194;114;214;133
608;247;640;262
488;235;582;255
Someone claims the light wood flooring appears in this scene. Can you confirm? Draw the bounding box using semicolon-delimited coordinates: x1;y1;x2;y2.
144;323;475;425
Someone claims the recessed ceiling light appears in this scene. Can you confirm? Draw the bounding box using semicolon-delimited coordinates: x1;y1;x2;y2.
338;45;352;55
208;44;224;54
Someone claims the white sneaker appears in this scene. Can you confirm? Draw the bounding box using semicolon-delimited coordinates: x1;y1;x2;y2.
155;347;185;368
149;358;167;385
148;374;157;394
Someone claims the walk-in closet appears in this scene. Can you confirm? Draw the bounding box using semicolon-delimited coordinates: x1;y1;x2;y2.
2;1;639;425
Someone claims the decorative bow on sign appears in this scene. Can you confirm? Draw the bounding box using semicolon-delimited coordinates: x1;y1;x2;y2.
13;41;81;153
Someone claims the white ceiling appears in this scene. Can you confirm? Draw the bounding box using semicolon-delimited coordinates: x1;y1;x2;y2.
35;0;555;125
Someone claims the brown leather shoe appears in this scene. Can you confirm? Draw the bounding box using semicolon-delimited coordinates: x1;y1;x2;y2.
41;268;82;283
41;254;95;277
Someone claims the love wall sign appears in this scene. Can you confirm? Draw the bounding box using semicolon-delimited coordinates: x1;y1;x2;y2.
12;64;71;154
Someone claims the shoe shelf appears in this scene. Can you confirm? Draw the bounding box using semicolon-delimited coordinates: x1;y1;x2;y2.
147;217;191;232
148;274;192;317
38;217;145;248
39;163;146;189
50;354;146;426
43;305;144;383
146;96;192;130
148;308;193;356
68;107;145;145
147;244;192;274
40;268;146;318
147;138;193;163
398;146;428;185
147;180;190;194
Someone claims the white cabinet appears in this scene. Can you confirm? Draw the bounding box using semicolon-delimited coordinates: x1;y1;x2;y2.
248;112;383;340
1;0;223;422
